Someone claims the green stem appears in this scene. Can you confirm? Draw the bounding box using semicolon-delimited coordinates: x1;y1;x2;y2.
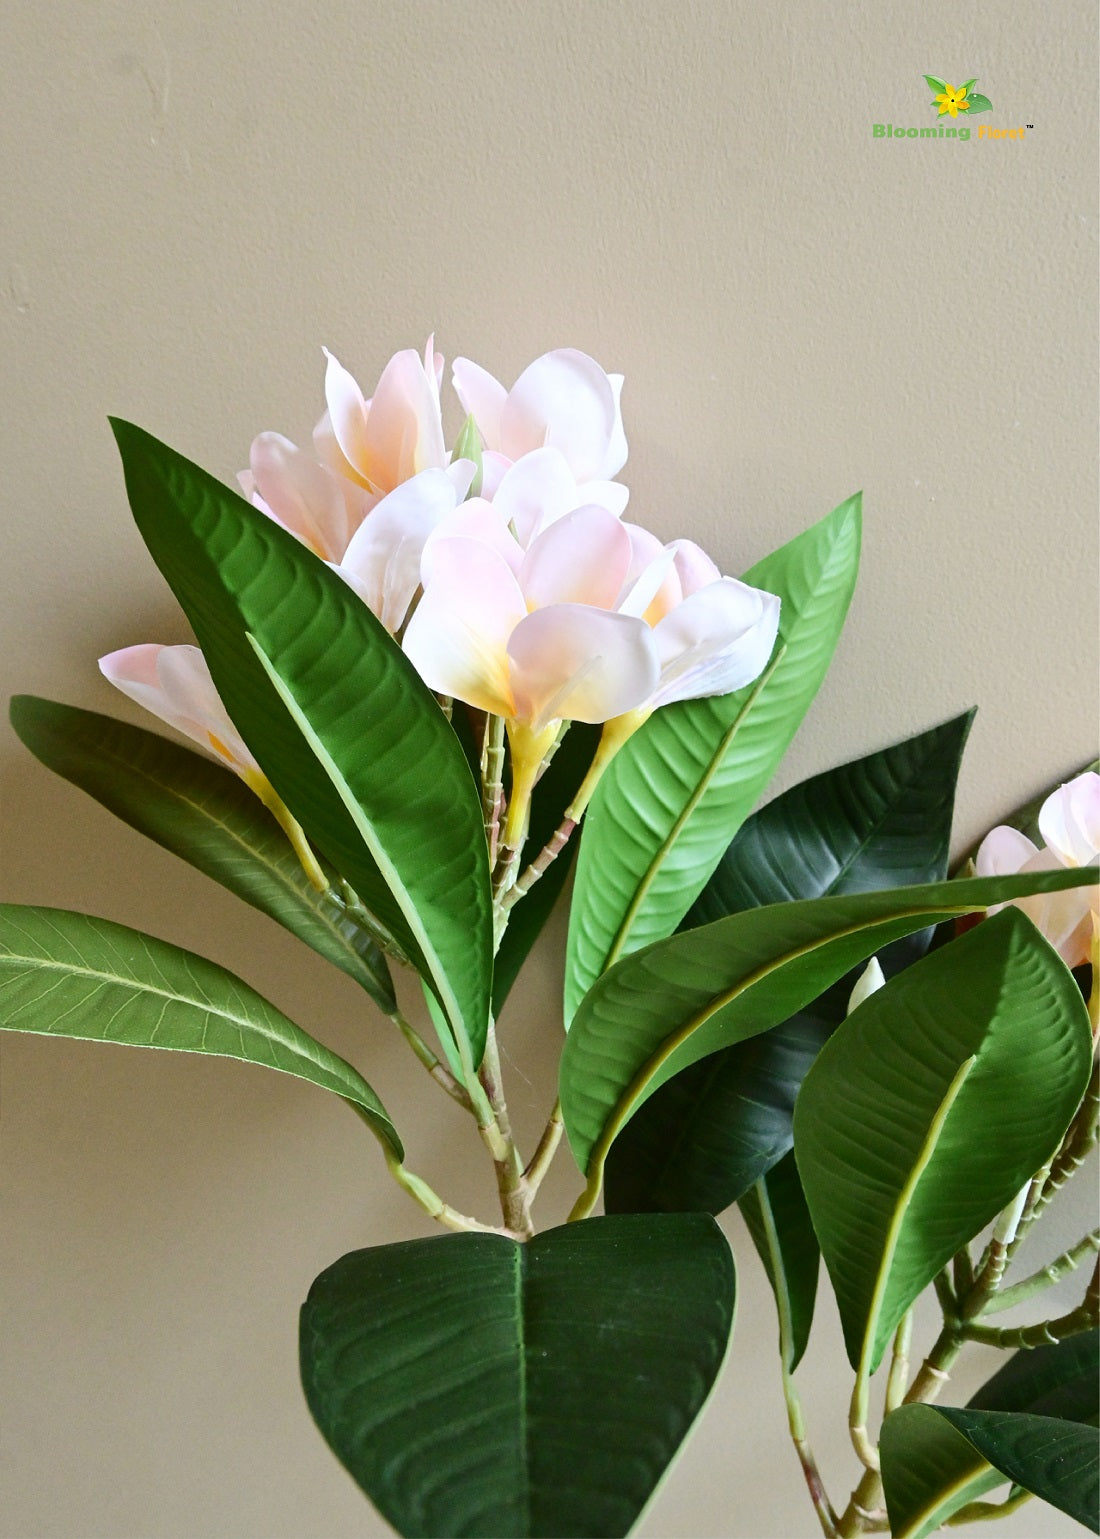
962;1258;1099;1347
501;815;577;912
945;1487;1033;1525
523;1098;564;1199
383;1150;520;1238
481;713;506;866
1008;1058;1099;1260
980;1228;1100;1314
884;1310;913;1413
962;1183;1029;1318
390;1007;474;1113
478;1022;531;1237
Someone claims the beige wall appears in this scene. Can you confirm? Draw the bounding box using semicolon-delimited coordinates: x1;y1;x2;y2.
2;3;1097;1536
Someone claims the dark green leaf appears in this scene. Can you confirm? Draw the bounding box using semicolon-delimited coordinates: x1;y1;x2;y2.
9;695;395;1013
604;1010;831;1214
494;723;599;1015
968;1331;1099;1423
739;1152;819;1371
608;713;974;1216
109;420;491;1074
882;1406;1098;1538
300;1213;734;1538
561;867;1096;1214
564;495;861;1022
0;904;401;1156
795;912;1093;1376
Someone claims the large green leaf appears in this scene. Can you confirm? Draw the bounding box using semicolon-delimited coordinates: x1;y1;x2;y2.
9;695;395;1014
604;1010;831;1215
881;1408;1098;1538
494;723;599;1015
300;1213;734;1538
560;867;1096;1214
605;712;972;1214
738;1151;819;1372
969;1332;1100;1422
794;911;1093;1378
564;495;861;1022
110;420;492;1072
0;904;401;1156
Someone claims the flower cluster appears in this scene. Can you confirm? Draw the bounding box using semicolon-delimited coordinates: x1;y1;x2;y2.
101;340;780;844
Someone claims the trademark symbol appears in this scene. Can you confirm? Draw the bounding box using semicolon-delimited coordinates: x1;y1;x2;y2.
1026;123;1034;128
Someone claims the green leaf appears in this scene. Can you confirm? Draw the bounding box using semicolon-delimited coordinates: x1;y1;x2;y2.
924;75;948;94
604;1010;832;1215
9;695;395;1014
962;78;978;94
739;1152;819;1371
0;904;401;1156
606;712;974;1218
494;723;599;1015
882;1407;1098;1538
560;866;1096;1214
794;911;1093;1377
969;1331;1100;1423
966;94;993;113
686;710;974;924
109;420;492;1073
564;494;861;1022
300;1213;734;1538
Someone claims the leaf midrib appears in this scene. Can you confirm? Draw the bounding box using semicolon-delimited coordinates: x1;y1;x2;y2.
603;647;785;974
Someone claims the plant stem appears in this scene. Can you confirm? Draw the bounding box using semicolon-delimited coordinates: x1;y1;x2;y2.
945;1487;1034;1525
962;1258;1099;1347
1008;1058;1099;1260
980;1228;1100;1314
962;1183;1029;1318
384;1150;521;1238
390;1007;474;1113
502;815;578;912
481;713;506;866
884;1311;913;1414
523;1098;564;1198
478;1022;532;1237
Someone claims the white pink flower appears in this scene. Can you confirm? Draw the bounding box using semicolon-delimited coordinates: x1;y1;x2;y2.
975;770;1100;967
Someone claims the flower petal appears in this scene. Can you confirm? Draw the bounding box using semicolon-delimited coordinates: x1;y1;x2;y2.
1038;771;1100;869
650;579;781;705
402;539;525;714
491;447;584;546
507;605;659;729
99;643;255;772
452;358;508;450
519;505;633;610
974;824;1039;878
338;469;463;633
421;498;523;579
322;349;374;487
500;349;622;483
363;347;448;491
248;432;358;562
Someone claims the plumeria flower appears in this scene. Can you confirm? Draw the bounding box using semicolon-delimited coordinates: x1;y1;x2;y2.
318;337;448;497
99;643;327;890
404;499;780;841
404;505;660;842
452;349;628;512
974;770;1100;967
239;431;368;563
935;84;970;117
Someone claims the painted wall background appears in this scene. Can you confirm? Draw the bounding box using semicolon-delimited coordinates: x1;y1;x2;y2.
2;2;1096;1536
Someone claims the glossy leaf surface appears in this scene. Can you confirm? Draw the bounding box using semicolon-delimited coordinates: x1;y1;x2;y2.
0;904;401;1155
111;421;491;1072
300;1213;734;1538
10;695;395;1013
561;867;1096;1212
881;1407;1098;1538
795;911;1093;1376
564;495;861;1022
969;1331;1100;1423
606;712;972;1214
739;1151;819;1371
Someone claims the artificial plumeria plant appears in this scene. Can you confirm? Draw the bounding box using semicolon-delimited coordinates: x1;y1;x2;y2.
3;339;1098;1539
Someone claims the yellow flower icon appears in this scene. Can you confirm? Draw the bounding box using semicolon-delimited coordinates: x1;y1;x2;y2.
935;84;971;117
